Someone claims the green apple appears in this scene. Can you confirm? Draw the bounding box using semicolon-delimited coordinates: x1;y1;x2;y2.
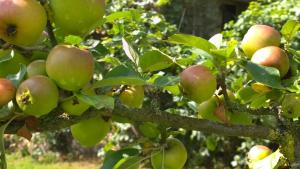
241;25;281;57
61;85;95;116
49;0;105;36
180;65;216;103
248;145;272;162
138;122;160;139
151;138;187;169
251;46;289;77
26;60;47;77
0;49;28;77
71;116;110;147
0;78;16;107
0;0;47;46
16;75;59;117
198;97;219;122
281;93;300;118
46;45;94;91
120;86;144;108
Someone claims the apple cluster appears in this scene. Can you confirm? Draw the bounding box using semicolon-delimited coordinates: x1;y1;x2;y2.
179;24;295;124
0;0;110;148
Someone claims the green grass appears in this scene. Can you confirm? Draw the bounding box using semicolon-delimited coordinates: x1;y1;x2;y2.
7;153;100;169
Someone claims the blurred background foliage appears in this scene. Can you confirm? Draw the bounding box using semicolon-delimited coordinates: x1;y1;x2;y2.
6;0;299;168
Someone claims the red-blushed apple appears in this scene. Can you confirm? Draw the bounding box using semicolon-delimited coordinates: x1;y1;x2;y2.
0;78;16;107
49;0;105;36
0;0;47;46
180;65;217;103
251;46;289;77
0;49;28;77
46;45;94;91
241;25;281;57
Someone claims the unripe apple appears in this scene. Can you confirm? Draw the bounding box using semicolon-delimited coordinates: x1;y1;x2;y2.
241;25;281;57
49;0;105;36
248;145;272;162
46;45;94;91
0;0;47;46
26;60;47;78
180;65;217;103
281;94;300;118
0;78;16;107
120;86;144;108
61;85;95;116
198;96;219;122
138;122;160;139
251;46;289;77
198;95;232;123
71;117;110;147
16;75;59;117
0;49;28;77
151;138;187;169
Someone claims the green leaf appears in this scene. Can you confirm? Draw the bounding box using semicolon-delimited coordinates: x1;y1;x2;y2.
210;40;238;58
90;43;110;58
0;50;13;63
98;56;122;66
153;76;179;87
75;93;114;110
250;94;268;109
155;0;171;7
92;65;147;88
244;62;283;89
236;86;258;104
64;35;83;45
166;34;216;53
139;49;174;72
0;105;14;121
105;65;139;78
93;77;146;88
101;148;139;169
105;10;141;23
229;112;252;125
6;64;27;87
280;20;300;42
113;156;142;169
205;136;218;151
122;38;139;65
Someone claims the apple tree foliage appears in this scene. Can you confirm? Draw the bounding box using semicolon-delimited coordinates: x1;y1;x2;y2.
0;0;300;169
223;0;300;47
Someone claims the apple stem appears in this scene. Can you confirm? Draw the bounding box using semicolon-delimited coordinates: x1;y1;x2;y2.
38;0;57;47
46;21;57;47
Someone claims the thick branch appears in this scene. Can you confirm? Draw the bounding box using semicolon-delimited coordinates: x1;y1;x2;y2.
229;102;277;116
6;104;277;141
